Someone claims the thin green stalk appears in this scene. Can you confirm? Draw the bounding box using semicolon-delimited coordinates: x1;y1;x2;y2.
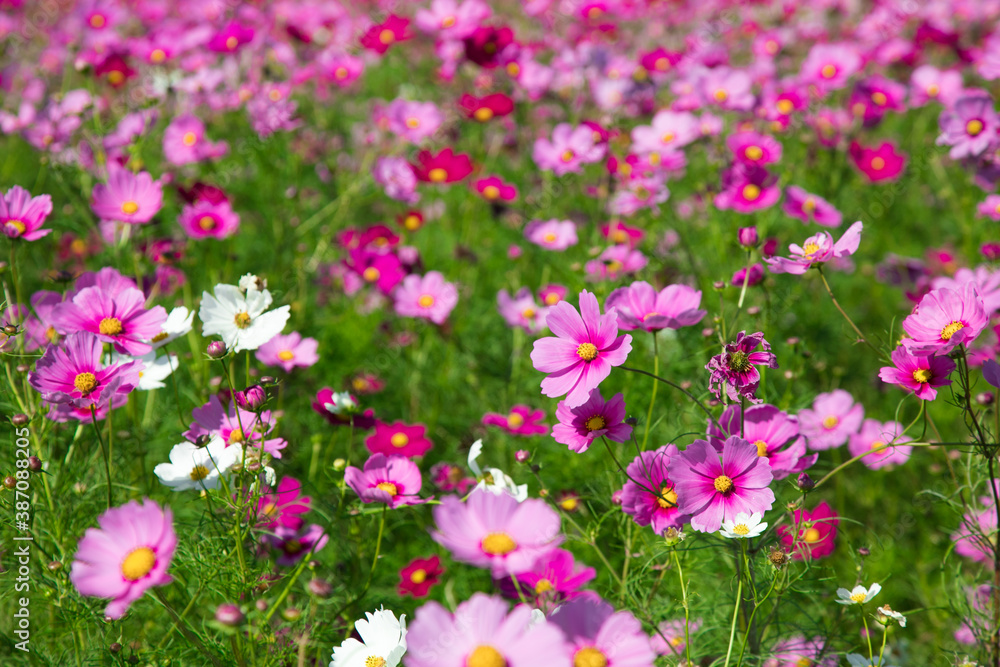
737;572;779;666
620;365;723;432
641;332;659;451
673;550;692;665
811;442;941;491
816;266;881;357
861;610;874;662
153;589;222;667
90;406;113;509
876;624;888;666
724;576;744;667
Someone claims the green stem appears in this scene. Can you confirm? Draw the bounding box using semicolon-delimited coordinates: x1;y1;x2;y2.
620;366;723;431
90;406;113;510
861;609;874;662
816;266;881;357
673;550;692;665
153;589;222;667
641;332;659;451
811;442;941;491
724;576;744;667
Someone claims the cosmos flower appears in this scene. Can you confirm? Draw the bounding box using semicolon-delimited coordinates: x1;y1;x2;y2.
836;583;881;605
552;389;631;454
524;219;578;251
1;185;53;240
482;405;549;436
533;123;606;176
937;91;999;159
849;141;906;183
393;271;459;325
620;444;689;534
705;331;778;404
549;597;656;667
496;548;595;610
331;608;407;667
782;186;843;227
360;14;411;54
798;389;864;451
411;148;473;184
765;221;863;275
707;403;816;480
848;419;913;470
901;283;988;356
177;199;240;240
254;477;311;530
52;285;167;356
28;333;142;409
345;453;425;508
199;284;291;353
255;331;319;372
777;501;839;560
162;114;228;165
366;420;433;458
153;436;242;492
719;512;768;539
90;166;163;224
605;281;706;332
398;555;444;598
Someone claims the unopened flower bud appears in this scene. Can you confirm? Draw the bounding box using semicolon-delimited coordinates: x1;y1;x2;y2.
663;527;686;547
194;434;212;448
797;472;814;492
712;280;725;291
259;376;278;387
737;226;759;247
515;450;531;463
625;416;638;426
28;456;41;472
858;546;870;557
15;364;29;373
3;476;15;490
761;237;779;258
3;324;19;336
281;607;301;622
109;643;122;654
235;385;267;411
308;578;332;598
215;603;245;626
11;413;28;426
976;391;995;406
611;489;623;505
255;599;268;612
332;458;346;472
206;341;227;359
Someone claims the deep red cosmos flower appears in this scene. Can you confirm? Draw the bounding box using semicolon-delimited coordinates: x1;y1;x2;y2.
411;148;474;184
458;93;515;121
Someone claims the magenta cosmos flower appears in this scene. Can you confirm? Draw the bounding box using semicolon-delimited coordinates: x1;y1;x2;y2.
585;245;648;281
524;219;579;251
849;141;906;183
393;271;458;325
70;498;176;620
163;114;228;165
263;524;328;567
782;186;843;227
255;476;311;530
90;166;163;224
177;199;240;239
707;404;817;481
848;419;913;470
549;597;656;667
1;185;53;240
620;444;689;534
533;123;606;176
765;221;863;275
29;333;141;409
727;131;782;166
497;288;547;334
901;283;988;356
345;453;424;508
705;331;778;404
185;395;287;458
798;389;864;451
552;389;631;454
605;281;706;332
482;405;548;436
398;554;444;598
670;437;775;534
714;165;781;214
52;285;166;356
366;419;433;457
530;290;632;408
776;501;839;560
800;43;862;91
406;594;571;667
878;346;955;400
255;331;319;372
430;489;562;576
497;548;595;610
937;91;999;159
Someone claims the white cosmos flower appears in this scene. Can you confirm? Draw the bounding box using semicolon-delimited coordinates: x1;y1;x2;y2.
132;351;178;390
330;607;406;667
146;306;195;349
875;604;906;627
467;439;528;502
836;583;882;605
239;273;266;292
324;392;359;415
199;284;290;353
154;436;242;491
719;512;768;539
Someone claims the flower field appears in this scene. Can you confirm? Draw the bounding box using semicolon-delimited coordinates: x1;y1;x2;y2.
2;1;1000;665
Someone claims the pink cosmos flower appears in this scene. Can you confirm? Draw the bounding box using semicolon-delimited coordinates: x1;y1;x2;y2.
705;331;778;404
1;185;53;240
90;166;163;224
415;0;490;39
406;594;571;667
185;395;288;458
732;264;765;287
373;156;419;204
497;548;595;610
386;99;444;144
707;404;816;480
605;281;705;332
849;141;906;183
953;488;999;566
530;290;632;408
207;21;253;53
800;43;862;91
25;291;63;351
848;419;913;470
932;266;1000;313
475;176;517;202
177;199;240;239
850;75;907;126
765;221;863;275
431;489;562;576
549;597;656;667
255;477;311;530
45;394;128;423
670;436;775;534
394;271;459;325
601;221;644;247
263;524;327;566
714;165;781;214
765;636;837;667
431;462;476;494
345;453;424;508
163;114;227;165
52;285;166;356
255;332;319;372
524;219;578;250
366;419;433;457
798;389;864;451
701;67;755;111
28;333;141;409
651;618;702;656
539;285;568;307
482;405;549;436
585;245;648;281
497;288;547;334
344;249;406;296
777;501;839;560
620;444;689;534
727;131;782;166
910;65;963;107
533;123;606;176
70;498;176;620
552;389;631;454
979;195;1000;221
937;91;999;159
878;346;955;400
360;14;411;54
630;110;699;157
901;284;989;356
782;186;843;227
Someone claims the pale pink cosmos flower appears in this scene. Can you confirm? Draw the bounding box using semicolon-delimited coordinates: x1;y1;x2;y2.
765;221;863;275
848;419;913;470
91;165;163;224
878;347;955;401
255;332;319;372
937;91;999;159
552;389;631;454
910;65;963;107
482;405;548;436
798;389;864;451
533;123;606;176
901;283;989;356
52;285;167;356
373;156;419;204
177;199;240;239
345;453;425;508
185;395;288;458
393;271;458;325
530;290;632;408
782;186;842;227
605;281;705;332
497;288;547;334
414;0;490;39
800;43;862;91
1;185;53;240
585;245;648;281
931;266;1000;313
386;99;444;144
630;110;699;157
977;194;1000;221
524;219;578;251
162;114;228;165
701;67;755;110
549;597;656;667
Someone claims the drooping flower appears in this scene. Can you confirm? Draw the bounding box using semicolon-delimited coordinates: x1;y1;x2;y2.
705;331;778;404
430;489;562;576
398;555;444;598
620;444;689;534
153;436;242;492
605;281;706;332
719;512;768;539
482;405;549;436
70;499;176;620
393;271;459;325
552;389;632;454
331;608;407;667
670;437;776;534
549;597;656;667
28;333;142;409
836;583;881;605
1;185;53;240
345;453;425;508
199;284;291;353
765;221;863;275
530;290;632;408
848;419;913;470
90;166;163;224
901;283;989;356
782;186;843;227
798;389;864;451
52;285;167;356
777;501;839;560
497;548;595;610
707;404;816;480
366;420;433;457
255;331;319;372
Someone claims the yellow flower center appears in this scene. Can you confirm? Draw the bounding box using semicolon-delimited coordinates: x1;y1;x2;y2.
870;157;886;171
820;64;837;79
796;659;813;667
262;501;278;516
870;440;887;455
573;647;608;667
940;321;964;340
660;131;675;144
560;150;575;163
418;294;435;308
268;89;282;102
278;350;295;361
754;440;768;457
378;29;395;45
507;412;524;428
777;99;794;115
560;497;578;511
376;482;398;496
467;646;506;667
803;527;821;543
334;66;348;79
474;108;494;122
152;332;169;343
577;342;599;361
198;215;216;230
410;568;427;583
714;475;733;493
362;267;380;282
4;220;26;235
390;433;409;448
482;185;501;200
535;578;553;593
366;657;386;667
99;317;123;336
520;307;535;320
713;89;728;102
732;523;750;536
190;465;210;481
90;13;106;28
543;232;557;243
182;131;198;146
121;546;156;581
228;428;244;445
404;215;421;230
150;49;166;63
442;15;457;27
744;145;763;161
803;197;817;213
74;372;98;395
822;415;839;429
428;168;448;182
481;532;517;555
912;368;932;383
742;184;761;201
802;242;821;257
234;311;252;329
405;117;420;129
657;487;678;509
121;200;139;215
967;119;985;136
871;91;887;106
507;62;520;76
585;415;606;431
107;68;126;84
850;592;867;603
225;36;239;50
544;293;560;305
